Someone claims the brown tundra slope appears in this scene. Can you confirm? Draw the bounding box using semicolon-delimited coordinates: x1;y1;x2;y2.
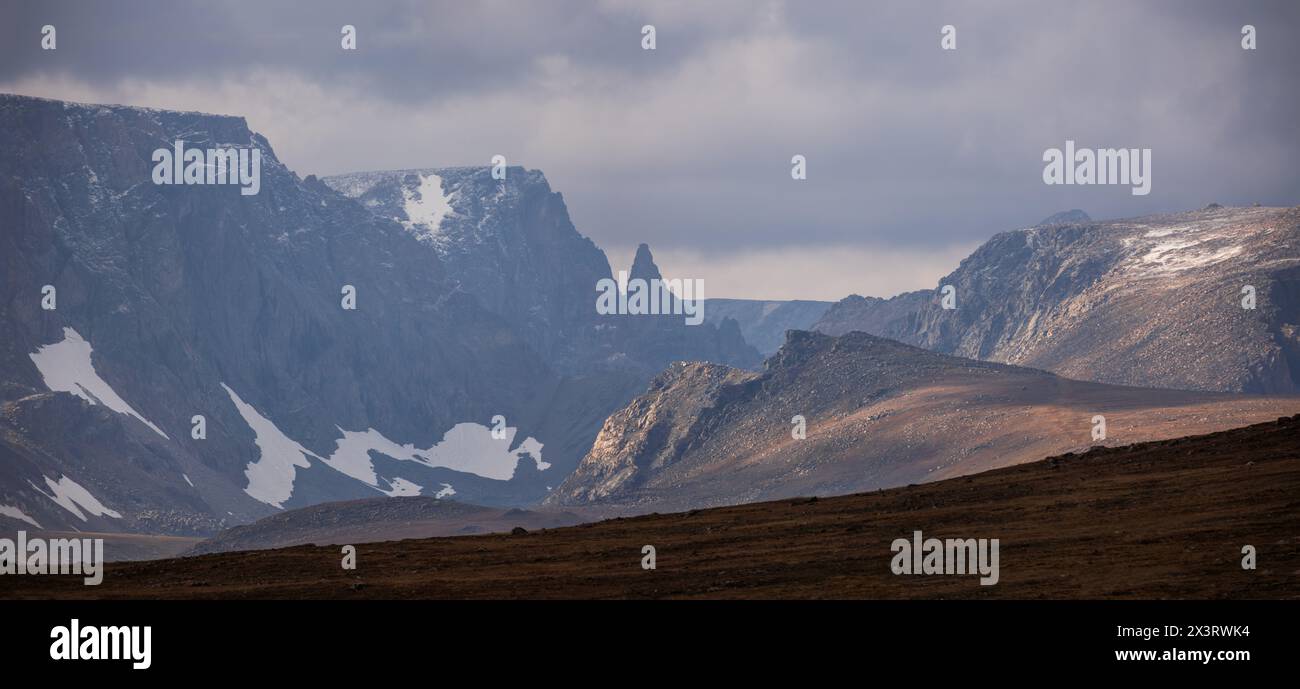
3;415;1297;600
547;330;1300;511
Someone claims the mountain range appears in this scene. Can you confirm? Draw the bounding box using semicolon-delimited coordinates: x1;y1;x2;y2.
0;94;754;535
2;93;1298;545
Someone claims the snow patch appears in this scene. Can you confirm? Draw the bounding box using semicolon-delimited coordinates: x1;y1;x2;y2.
220;383;545;506
182;473;194;488
1142;226;1185;238
319;427;414;486
434;483;456;499
1138;240;1244;273
222;384;320;509
380;477;422;497
0;504;41;528
321;422;547;484
29;328;169;439
401;173;455;238
420;422;547;479
29;475;121;522
1122;220;1248;275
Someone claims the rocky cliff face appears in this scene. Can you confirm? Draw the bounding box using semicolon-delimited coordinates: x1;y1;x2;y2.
0;94;769;535
0;95;588;533
323;172;761;377
549;330;1299;510
814;206;1300;393
322;167;609;372
0;94;757;535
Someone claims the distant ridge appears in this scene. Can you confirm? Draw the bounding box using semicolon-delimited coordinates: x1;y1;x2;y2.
1037;208;1091;225
814;205;1300;393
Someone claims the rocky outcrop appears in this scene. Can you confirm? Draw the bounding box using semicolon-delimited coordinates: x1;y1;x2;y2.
549;330;1300;510
551;361;756;504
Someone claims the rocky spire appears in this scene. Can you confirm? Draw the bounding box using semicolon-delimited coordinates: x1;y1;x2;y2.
629;243;663;282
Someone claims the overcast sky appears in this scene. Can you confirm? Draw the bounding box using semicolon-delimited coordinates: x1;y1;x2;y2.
3;0;1298;299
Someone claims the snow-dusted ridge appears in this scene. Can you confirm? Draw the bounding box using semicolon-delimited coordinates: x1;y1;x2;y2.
0;92;250;123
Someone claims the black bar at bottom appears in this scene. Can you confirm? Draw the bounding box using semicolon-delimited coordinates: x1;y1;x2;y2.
0;599;1286;677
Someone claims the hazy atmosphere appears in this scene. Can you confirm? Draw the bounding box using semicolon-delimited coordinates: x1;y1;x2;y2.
3;0;1300;648
3;0;1297;299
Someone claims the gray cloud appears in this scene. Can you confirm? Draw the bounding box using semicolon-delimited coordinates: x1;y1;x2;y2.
2;0;1297;299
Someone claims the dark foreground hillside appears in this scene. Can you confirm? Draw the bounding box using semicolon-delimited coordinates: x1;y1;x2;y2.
4;415;1297;600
